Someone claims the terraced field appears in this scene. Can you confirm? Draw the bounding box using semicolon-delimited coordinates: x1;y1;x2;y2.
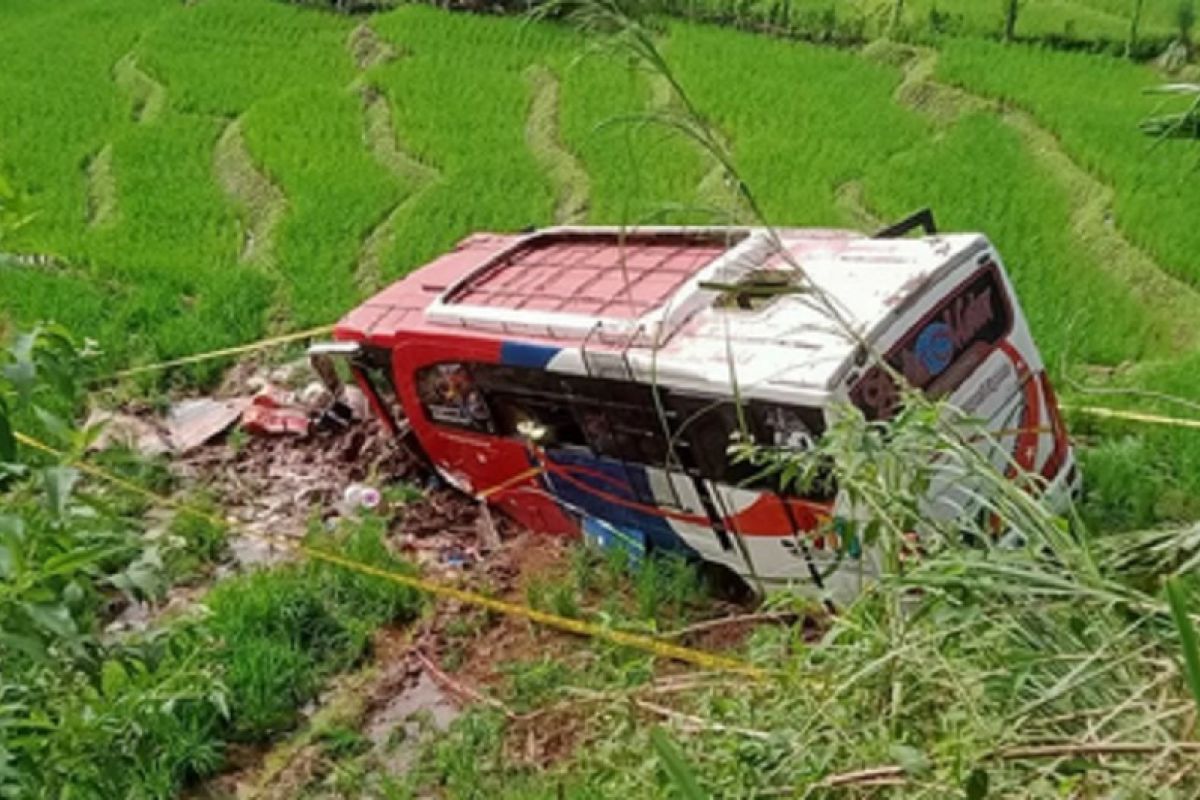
7;3;1200;796
1;0;1198;523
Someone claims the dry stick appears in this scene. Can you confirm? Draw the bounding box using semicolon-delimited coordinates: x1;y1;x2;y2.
514;677;726;724
1063;372;1200;416
661;610;800;640
632;698;773;741
817;741;1200;789
1025;641;1174;786
412;650;514;719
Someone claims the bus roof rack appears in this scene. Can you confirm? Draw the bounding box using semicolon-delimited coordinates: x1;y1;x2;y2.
873;208;937;239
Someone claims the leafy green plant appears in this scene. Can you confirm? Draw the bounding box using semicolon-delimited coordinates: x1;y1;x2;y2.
1166;578;1200;728
0;326;229;799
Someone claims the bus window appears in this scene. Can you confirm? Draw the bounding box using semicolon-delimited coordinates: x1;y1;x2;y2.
561;376;671;466
667;396;753;485
749;401;835;501
755;403;823;451
851;261;1013;420
669;396;834;500
415;363;495;434
352;346;405;431
469;364;584;447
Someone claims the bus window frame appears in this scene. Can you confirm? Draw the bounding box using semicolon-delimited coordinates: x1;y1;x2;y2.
666;394;835;501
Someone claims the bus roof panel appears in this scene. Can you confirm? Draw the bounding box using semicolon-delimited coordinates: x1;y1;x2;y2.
335;227;986;392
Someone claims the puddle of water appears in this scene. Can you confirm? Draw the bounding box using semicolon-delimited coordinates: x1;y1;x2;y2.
365;673;461;775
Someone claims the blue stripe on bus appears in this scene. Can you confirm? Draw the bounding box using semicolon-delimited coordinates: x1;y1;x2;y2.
542;450;696;558
500;341;559;369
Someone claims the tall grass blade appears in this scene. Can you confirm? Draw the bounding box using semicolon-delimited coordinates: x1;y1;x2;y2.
1166;578;1200;729
650;727;709;800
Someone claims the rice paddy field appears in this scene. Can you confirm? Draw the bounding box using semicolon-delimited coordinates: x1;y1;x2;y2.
2;0;1198;525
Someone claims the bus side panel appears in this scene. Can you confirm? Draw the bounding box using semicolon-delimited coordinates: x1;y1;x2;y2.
645;468;745;566
710;485;864;594
539;450;689;553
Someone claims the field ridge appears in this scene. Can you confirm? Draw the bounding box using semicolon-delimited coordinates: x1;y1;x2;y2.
347;23;399;72
84;143;116;228
833;179;883;230
113;51;166;124
525;64;590;225
213;117;287;269
869;43;1200;351
356;87;442;291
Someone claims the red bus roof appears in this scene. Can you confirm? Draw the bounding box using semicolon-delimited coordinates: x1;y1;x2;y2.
442;230;736;318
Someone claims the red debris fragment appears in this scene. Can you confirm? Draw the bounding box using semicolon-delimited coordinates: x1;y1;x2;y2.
241;390;310;437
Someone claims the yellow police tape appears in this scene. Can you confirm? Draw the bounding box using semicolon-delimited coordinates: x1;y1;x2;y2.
1061;404;1200;431
12;431;768;680
98;325;335;382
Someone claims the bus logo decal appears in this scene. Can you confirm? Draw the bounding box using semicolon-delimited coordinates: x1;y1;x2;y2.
914;321;955;377
852;264;1012;420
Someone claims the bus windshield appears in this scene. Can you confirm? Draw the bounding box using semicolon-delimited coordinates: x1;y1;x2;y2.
850;260;1013;421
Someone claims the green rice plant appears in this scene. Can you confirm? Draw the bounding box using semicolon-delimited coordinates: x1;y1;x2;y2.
367;7;572;278
666;22;928;227
0;0;164;256
937;38;1200;287
240;84;406;324
557;49;710;223
138;0;356;118
666;0;1177;45
862;111;1165;367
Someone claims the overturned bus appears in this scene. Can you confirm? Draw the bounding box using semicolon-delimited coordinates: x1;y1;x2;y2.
313;222;1077;603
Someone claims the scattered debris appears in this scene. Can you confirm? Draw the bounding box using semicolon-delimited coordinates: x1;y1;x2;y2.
172;415;414;568
341;482;382;514
167;397;250;452
241;389;310;437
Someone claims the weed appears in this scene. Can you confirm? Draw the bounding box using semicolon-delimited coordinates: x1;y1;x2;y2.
161;494;229;582
205;518;422;739
317;724;372;759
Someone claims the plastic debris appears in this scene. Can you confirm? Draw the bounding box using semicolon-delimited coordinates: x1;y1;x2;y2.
343;482;383;513
84;409;172;457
